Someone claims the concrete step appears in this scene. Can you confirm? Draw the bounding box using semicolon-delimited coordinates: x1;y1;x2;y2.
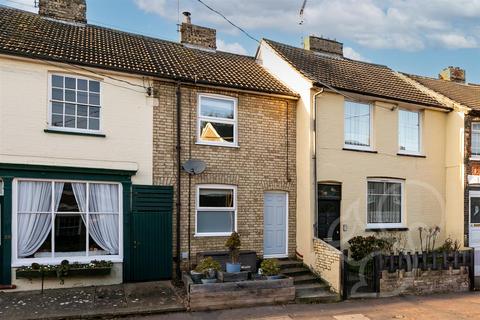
280;267;310;277
295;282;330;296
277;259;303;270
295;290;340;304
292;274;320;285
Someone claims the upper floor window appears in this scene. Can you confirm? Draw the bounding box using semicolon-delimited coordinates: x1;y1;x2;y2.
472;123;480;159
344;101;372;150
50;74;101;133
399;109;421;154
197;94;237;147
367;179;404;229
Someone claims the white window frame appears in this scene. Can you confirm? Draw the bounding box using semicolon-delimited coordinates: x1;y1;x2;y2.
366;178;405;229
398;108;422;156
471;122;480;160
343;101;374;151
195;184;237;237
196;93;238;147
11;178;123;267
47;73;103;134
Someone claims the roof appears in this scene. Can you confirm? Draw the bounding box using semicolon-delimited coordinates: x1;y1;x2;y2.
0;6;296;97
405;73;480;110
263;39;446;109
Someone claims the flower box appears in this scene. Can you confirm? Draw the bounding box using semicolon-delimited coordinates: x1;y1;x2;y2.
16;266;112;279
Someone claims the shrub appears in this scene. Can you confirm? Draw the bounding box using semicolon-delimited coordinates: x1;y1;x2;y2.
194;257;221;274
347;235;389;261
225;232;241;264
436;237;460;253
260;259;280;276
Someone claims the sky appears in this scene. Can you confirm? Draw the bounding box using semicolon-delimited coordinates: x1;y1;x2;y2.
2;0;480;83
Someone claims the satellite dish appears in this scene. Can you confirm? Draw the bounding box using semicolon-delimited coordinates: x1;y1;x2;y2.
182;159;206;175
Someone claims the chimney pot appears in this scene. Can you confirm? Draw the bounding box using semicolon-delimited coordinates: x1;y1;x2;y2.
182;11;191;24
438;66;466;83
304;35;343;56
39;0;87;23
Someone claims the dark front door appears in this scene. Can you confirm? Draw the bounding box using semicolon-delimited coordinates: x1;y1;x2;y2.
127;185;173;282
0;196;3;283
317;184;341;249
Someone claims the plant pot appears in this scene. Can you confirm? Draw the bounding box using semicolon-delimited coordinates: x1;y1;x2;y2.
201;278;217;284
226;263;241;273
266;275;282;280
190;271;203;284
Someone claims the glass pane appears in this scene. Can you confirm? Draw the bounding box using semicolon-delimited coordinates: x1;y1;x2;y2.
344;101;370;147
77;91;88;104
89;118;99;130
89;214;119;255
52;114;63;127
65;103;76;115
77;79;88;91
89;93;100;105
200;97;234;119
77;117;87;129
197;211;234;233
54;214;86;257
199;121;234;143
52;75;63;88
473;130;480;156
17;181;52;212
471;197;480;224
65;77;76;89
368;182;384;195
57;183;81;212
29;232;52;258
52;102;63;114
65;90;76;102
52;88;63;101
318;184;341;199
399;110;420;152
88;183;119;213
199;188;234;207
65;115;76;128
89;80;100;92
367;181;402;224
77;105;88;116
385;182;401;195
89;106;100;118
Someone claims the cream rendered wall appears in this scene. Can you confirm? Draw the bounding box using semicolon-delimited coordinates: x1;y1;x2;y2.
316;92;454;250
257;41;315;263
0;56;154;184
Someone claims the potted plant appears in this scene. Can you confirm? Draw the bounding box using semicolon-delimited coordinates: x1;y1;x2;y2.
260;259;281;280
195;257;221;284
225;231;241;273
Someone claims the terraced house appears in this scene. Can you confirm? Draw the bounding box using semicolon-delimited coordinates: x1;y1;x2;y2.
0;1;297;291
258;36;466;292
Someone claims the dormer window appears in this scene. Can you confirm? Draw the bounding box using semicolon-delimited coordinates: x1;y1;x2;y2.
197;94;237;147
49;74;101;133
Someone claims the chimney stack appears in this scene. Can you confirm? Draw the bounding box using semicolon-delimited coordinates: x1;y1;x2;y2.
39;0;87;23
438;66;466;83
304;35;343;56
180;12;216;50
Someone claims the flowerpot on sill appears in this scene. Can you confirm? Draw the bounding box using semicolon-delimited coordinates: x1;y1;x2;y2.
226;263;241;273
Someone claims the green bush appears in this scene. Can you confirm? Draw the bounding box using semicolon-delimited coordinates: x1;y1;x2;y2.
225;232;241;264
260;259;280;276
194;257;221;274
436;237;460;253
347;235;389;261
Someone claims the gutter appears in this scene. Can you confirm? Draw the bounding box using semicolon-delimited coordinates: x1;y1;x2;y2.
312;87;324;238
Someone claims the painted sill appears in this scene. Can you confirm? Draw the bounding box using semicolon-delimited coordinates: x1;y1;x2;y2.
397;152;426;158
194;232;233;237
44;129;106;138
365;227;409;232
342;147;378;154
470;156;480;161
195;141;239;148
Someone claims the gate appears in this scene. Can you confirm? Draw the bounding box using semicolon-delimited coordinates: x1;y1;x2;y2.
126;185;173;282
342;250;379;299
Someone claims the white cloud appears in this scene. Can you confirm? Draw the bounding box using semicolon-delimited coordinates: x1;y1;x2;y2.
343;47;369;62
217;39;247;55
133;0;480;52
0;0;37;12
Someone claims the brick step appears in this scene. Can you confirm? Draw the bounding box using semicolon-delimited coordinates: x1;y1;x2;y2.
280;267;310;276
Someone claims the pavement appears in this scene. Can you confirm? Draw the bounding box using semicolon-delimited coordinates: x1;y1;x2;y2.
125;291;480;320
0;281;185;320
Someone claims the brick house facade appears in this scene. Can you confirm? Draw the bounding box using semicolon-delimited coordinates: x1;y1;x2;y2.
152;81;297;269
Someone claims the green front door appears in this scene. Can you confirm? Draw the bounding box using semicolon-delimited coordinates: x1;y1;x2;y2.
0;196;3;283
128;185;173;282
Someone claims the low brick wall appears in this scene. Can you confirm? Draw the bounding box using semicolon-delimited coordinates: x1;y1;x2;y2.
380;267;470;297
311;238;342;293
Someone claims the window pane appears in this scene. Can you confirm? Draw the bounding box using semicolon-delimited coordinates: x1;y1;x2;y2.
77;105;88;116
77;79;88;91
57;183;81;212
52;102;63;114
89;106;100;118
54;214;86;257
471;197;480;224
65;77;76;89
77;117;88;129
77;91;88;104
88;183;119;213
367;181;401;224
200;97;234;119
52;114;63;127
52;88;63;101
65;115;76;128
199;121;234;143
399;110;420;152
472;123;480;156
89;118;100;130
344;101;370;147
89;80;100;92
199;188;234;207
65;89;76;102
197;211;234;233
52;75;63;88
318;184;341;199
89;93;100;105
89;214;119;255
65;103;76;115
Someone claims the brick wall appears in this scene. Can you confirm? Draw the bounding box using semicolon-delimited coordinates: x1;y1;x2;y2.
152;81;296;270
380;268;470;297
311;238;342;293
180;23;216;50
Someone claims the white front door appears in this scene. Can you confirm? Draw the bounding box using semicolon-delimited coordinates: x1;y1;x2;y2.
469;191;480;276
264;192;287;258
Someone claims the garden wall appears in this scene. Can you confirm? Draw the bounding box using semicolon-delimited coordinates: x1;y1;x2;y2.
311;238;342;293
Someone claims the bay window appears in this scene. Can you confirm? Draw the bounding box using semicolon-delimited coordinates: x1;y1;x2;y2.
344;101;372;149
367;179;404;229
197;94;237;147
196;185;236;236
399;109;421;154
13;179;122;265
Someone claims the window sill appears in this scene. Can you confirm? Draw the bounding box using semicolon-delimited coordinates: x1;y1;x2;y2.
342;147;377;154
44;129;106;138
194;232;233;237
365;227;409;232
470;157;480;162
397;152;426;158
195;142;239;148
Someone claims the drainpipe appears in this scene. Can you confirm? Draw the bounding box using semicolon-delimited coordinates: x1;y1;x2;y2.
312;88;324;238
175;83;182;279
